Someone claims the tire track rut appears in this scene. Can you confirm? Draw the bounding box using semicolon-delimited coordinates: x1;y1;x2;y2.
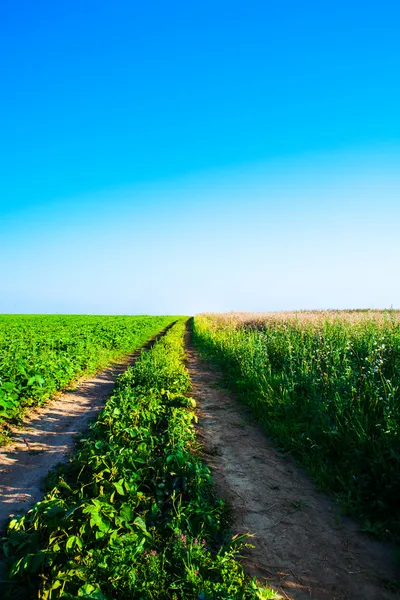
185;327;399;600
0;322;176;534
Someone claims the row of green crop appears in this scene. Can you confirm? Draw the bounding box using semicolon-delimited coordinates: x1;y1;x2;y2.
192;314;400;539
1;320;276;599
0;315;175;424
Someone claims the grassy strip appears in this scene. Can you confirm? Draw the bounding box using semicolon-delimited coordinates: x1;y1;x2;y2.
192;313;400;540
2;320;277;599
0;315;176;429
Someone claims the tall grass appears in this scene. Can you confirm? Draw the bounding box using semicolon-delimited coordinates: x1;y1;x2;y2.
193;311;400;538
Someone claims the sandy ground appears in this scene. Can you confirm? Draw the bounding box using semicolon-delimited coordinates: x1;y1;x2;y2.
185;330;400;600
0;362;123;530
0;324;175;534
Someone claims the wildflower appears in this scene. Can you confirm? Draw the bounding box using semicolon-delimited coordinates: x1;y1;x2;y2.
150;549;157;556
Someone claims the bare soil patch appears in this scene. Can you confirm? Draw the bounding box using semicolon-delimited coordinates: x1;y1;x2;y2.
185;331;399;600
0;361;122;531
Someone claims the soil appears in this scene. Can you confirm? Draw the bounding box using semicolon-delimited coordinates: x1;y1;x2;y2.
0;323;175;534
185;330;400;600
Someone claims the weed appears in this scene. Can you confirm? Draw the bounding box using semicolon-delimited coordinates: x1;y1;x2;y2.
288;500;309;511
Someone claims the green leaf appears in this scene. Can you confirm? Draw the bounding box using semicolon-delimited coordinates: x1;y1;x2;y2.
78;583;96;596
83;505;111;532
133;516;151;537
29;551;46;573
1;382;16;391
65;503;84;519
66;535;83;551
119;503;133;523
10;557;24;577
50;580;62;591
78;587;108;600
113;479;125;495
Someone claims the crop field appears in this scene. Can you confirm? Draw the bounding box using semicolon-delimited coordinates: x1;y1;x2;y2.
1;320;274;599
193;311;400;539
0;315;175;432
1;311;399;599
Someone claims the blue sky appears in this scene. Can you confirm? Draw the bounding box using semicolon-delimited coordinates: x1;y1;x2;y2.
1;0;399;314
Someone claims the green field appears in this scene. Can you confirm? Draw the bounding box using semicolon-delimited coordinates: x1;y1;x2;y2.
193;311;400;539
2;310;399;598
0;315;175;430
2;320;274;599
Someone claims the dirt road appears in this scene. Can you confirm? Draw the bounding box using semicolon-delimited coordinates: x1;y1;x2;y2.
0;323;175;534
185;330;399;600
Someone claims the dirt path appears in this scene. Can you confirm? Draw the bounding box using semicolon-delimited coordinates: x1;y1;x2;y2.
0;324;175;535
185;332;400;600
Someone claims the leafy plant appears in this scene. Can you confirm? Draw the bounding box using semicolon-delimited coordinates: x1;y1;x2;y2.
1;320;276;599
0;314;176;430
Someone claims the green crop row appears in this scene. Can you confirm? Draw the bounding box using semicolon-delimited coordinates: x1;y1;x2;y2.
0;315;176;426
192;313;400;540
1;320;276;599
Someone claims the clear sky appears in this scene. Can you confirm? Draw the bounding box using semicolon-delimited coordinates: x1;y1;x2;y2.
1;0;399;314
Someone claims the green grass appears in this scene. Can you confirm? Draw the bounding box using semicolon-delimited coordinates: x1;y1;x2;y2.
1;320;277;600
0;315;176;426
192;312;400;540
